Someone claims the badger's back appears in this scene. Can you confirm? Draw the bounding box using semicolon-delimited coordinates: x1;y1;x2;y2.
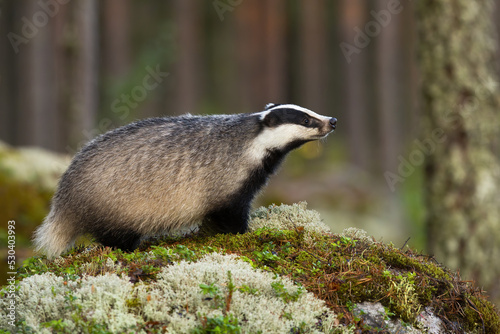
59;115;261;233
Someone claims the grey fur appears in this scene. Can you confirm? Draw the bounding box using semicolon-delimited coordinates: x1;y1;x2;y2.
33;105;336;257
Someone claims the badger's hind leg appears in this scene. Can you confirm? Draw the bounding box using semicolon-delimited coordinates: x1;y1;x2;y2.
94;229;142;252
202;205;250;234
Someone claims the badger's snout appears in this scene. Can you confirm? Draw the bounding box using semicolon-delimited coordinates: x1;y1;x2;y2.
329;117;337;130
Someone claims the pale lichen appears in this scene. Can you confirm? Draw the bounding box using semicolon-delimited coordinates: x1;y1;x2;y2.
338;227;374;245
0;273;139;333
0;253;339;333
249;202;331;239
136;252;337;333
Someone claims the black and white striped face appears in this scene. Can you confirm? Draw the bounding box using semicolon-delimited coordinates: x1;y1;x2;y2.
251;103;337;154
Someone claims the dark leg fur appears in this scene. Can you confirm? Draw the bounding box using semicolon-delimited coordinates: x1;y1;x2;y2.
202;206;249;234
94;229;142;252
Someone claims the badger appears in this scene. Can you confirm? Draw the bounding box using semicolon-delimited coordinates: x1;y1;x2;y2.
33;103;337;257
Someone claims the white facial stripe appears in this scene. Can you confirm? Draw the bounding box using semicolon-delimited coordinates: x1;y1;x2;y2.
246;124;315;162
256;104;331;122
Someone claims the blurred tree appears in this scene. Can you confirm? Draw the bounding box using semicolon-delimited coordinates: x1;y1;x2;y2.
339;0;370;170
0;0;17;145
30;0;60;151
376;0;402;173
235;0;268;112
174;0;202;115
398;1;419;140
496;2;500;73
53;2;72;152
71;0;98;147
417;0;500;301
299;0;327;113
264;0;286;104
1;1;60;151
102;0;131;81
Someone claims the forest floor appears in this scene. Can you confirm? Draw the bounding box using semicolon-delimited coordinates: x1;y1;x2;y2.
2;203;499;333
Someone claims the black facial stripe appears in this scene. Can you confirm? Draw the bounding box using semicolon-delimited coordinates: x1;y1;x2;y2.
263;108;322;128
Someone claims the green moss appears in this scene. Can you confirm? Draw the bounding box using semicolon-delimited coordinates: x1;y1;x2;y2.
376;245;452;281
0;143;70;247
125;298;141;310
0;172;53;246
11;205;500;333
461;295;500;333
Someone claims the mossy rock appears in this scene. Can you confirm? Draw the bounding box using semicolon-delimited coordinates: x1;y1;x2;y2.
1;203;498;333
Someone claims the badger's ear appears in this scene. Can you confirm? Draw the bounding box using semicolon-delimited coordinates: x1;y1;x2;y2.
265;103;276;110
262;111;280;127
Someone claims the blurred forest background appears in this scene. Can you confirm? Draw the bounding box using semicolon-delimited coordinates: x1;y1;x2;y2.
1;0;500;303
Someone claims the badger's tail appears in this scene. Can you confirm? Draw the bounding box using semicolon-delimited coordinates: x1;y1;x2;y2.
33;209;79;258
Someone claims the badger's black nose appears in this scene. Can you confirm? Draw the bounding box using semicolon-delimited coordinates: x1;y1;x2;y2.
330;117;337;129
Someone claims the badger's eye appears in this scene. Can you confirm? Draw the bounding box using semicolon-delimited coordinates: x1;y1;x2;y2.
302;118;309;125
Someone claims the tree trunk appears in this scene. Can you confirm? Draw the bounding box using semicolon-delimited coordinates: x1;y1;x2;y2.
12;1;39;148
69;0;99;149
417;0;500;301
0;0;16;145
174;0;201;115
339;0;370;169
102;0;131;81
299;0;327;113
376;0;402;173
235;0;266;112
30;1;60;151
399;1;419;143
496;1;500;74
264;0;286;104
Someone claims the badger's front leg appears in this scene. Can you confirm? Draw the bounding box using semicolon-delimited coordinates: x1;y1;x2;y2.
94;227;142;252
202;205;250;234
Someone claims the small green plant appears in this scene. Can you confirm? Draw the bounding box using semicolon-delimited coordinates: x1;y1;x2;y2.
345;300;357;322
253;242;280;263
330;236;356;250
253;250;279;263
389;273;421;321
200;282;220;297
41;319;71;333
271;280;304;303
105;252;118;262
150;245;174;258
199;271;238;313
290;321;309;333
175;244;197;261
192;314;241;334
382;270;392;278
384;306;396;321
238;284;259;295
225;271;235;314
340;236;356;246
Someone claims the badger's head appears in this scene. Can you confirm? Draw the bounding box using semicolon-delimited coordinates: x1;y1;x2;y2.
253;103;337;154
